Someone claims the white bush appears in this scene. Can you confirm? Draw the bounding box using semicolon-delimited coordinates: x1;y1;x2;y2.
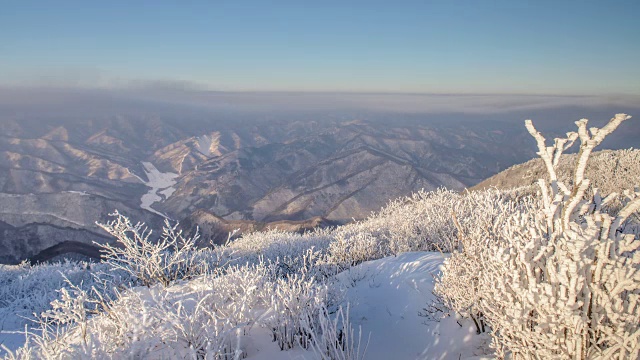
305;304;369;360
227;228;332;266
97;211;228;287
327;232;382;270
5;263;261;359
439;114;640;359
0;260;134;334
264;273;327;350
4;256;364;359
435;192;540;332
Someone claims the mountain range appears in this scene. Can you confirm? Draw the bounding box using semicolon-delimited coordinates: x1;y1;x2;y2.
0;111;637;263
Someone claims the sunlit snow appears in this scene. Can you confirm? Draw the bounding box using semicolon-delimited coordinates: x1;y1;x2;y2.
0;253;493;359
133;162;178;218
196;135;213;156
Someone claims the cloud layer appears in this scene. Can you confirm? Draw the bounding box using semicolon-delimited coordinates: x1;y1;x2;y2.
1;85;639;117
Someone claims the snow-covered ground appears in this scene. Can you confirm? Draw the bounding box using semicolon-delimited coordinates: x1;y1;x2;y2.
332;253;491;360
0;331;27;356
65;190;89;196
246;253;491;359
0;261;101;357
131;162;179;218
0;253;492;359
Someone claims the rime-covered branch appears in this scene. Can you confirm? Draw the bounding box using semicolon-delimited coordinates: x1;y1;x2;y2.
440;113;639;359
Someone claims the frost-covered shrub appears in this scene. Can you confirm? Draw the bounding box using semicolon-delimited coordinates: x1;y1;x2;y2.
327;232;382;270
335;187;532;258
440;114;640;359
6;263;264;359
482;148;640;198
335;189;461;255
305;304;369;360
228;228;333;265
97;211;228;287
264;274;328;350
0;261;93;332
4;255;361;359
223;188;517;275
0;260;133;333
435;192;541;332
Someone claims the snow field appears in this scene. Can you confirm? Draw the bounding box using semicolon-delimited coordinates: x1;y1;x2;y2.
133;162;179;218
335;253;491;360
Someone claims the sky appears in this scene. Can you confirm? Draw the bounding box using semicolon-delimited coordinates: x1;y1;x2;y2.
1;1;639;95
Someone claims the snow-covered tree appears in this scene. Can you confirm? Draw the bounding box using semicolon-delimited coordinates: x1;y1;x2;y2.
97;211;228;287
441;114;640;359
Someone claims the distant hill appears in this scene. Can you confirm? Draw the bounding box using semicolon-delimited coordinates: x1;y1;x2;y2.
472;149;640;196
159;120;535;223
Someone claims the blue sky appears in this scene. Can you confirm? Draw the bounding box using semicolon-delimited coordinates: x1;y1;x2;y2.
1;1;639;94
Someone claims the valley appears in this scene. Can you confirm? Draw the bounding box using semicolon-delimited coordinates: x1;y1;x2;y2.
0;112;636;264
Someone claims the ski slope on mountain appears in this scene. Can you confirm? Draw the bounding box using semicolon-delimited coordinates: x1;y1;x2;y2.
131;162;179;218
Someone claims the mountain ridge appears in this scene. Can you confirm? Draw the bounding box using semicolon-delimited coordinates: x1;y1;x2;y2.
1;114;636;263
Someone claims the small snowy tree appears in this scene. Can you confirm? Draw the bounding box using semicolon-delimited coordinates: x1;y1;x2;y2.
97;211;226;287
477;114;640;359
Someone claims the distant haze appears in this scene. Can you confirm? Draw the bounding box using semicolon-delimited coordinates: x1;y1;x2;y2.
1;87;639;117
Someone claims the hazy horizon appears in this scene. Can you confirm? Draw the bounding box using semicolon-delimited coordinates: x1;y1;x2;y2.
2;86;639;117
